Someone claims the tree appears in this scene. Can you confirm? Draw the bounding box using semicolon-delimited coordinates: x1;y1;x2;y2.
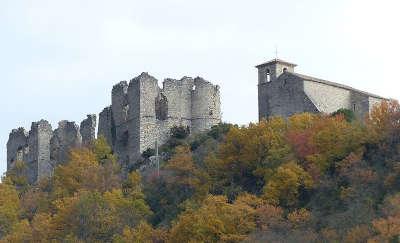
53;146;120;198
206;118;292;197
0;181;20;238
5;160;30;191
104;188;152;228
287;113;365;175
112;222;167;243
0;220;31;243
263;161;313;207
169;194;258;243
52;191;119;242
366;100;400;144
331;108;356;122
165;146;209;201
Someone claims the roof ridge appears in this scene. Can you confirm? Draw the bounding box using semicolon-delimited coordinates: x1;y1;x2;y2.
285;72;386;100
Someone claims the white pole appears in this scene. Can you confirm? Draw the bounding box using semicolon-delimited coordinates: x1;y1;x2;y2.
155;139;159;177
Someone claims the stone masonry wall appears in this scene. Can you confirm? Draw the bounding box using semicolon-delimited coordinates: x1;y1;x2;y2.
303;80;352;114
24;120;53;184
34;120;53;182
259;74;384;120
7;117;92;184
100;72;221;167
259;72;318;119
191;77;221;133
50;121;82;164
7;128;29;171
80;114;97;145
112;81;130;166
304;80;383;119
98;106;114;147
7;72;221;183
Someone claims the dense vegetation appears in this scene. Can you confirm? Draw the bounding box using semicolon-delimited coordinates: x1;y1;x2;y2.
1;101;400;242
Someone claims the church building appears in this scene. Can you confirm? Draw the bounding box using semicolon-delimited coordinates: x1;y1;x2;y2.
257;58;386;120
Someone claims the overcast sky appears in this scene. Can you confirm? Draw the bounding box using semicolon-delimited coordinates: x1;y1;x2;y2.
1;0;400;175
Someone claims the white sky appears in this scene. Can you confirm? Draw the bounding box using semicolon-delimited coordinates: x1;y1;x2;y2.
1;0;400;175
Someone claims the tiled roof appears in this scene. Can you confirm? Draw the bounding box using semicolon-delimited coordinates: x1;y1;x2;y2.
255;58;297;68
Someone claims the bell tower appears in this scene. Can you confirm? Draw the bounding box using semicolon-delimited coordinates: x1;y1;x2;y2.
256;58;297;84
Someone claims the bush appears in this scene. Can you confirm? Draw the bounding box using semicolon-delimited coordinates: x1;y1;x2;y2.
171;126;190;139
142;148;155;159
331;108;355;122
207;123;232;140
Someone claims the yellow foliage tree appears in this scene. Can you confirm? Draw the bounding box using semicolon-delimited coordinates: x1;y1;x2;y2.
113;221;168;243
0;181;20;237
165;146;209;200
0;220;31;243
206;118;292;195
263;161;313;207
169;194;257;243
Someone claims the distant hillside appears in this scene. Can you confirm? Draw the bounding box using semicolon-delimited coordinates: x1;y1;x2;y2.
1;101;400;242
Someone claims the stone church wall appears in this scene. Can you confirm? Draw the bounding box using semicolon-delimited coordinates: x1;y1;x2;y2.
258;73;317;119
303;80;352;114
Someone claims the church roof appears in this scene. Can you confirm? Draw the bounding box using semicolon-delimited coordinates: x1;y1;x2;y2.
255;58;298;68
287;72;386;100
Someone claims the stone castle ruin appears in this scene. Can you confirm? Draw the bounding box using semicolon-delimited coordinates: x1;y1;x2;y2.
7;72;221;184
7;58;388;184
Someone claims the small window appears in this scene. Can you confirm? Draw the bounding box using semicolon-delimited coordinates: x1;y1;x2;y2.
265;69;271;82
353;104;356;111
283;67;287;72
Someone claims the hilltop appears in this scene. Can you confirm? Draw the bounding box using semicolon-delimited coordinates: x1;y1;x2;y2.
0;101;400;242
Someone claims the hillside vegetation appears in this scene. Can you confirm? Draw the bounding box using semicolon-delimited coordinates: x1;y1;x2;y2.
1;101;400;242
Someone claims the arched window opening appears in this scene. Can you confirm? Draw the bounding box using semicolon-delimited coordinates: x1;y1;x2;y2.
283;67;288;72
353;103;356;111
266;69;271;82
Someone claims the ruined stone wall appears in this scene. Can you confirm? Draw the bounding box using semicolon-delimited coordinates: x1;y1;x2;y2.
6;128;29;171
80;114;97;145
99;73;221;166
111;81;130;165
34;121;53;182
98;106;114;147
191;77;221;133
127;73;159;163
126;76;141;164
50;121;82;164
7;116;90;184
156;77;194;144
7;72;221;182
24;120;53;184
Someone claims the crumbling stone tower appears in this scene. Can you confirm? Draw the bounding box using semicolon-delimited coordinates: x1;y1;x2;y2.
6;72;220;183
98;72;221;169
7;120;53;183
7;116;97;184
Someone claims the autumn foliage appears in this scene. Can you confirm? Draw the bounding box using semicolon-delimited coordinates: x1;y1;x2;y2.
1;101;400;242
